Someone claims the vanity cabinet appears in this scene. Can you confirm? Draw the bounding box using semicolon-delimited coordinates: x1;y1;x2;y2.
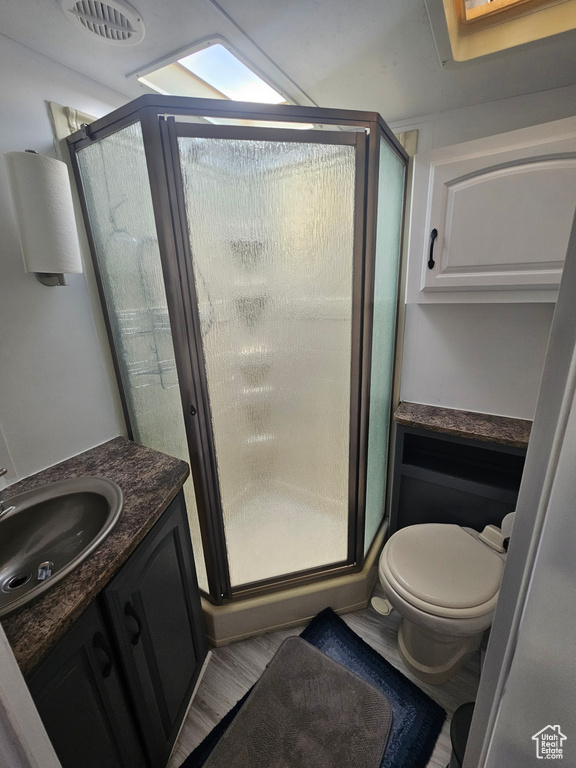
27;600;146;768
406;115;576;303
26;490;207;768
390;426;526;535
103;491;205;768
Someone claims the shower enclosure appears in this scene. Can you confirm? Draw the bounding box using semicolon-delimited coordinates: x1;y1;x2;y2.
68;96;407;605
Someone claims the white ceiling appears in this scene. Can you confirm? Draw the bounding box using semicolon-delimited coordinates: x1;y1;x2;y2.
2;0;576;123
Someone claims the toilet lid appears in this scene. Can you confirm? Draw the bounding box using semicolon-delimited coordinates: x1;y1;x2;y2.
384;524;504;610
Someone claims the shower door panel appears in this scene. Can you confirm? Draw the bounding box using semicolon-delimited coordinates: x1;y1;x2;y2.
75;123;209;593
170;123;366;588
364;136;406;554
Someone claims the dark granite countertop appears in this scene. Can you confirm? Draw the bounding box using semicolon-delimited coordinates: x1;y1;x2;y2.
0;436;189;675
395;402;531;449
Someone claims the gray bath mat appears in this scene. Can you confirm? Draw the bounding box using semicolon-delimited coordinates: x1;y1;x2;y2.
202;636;393;768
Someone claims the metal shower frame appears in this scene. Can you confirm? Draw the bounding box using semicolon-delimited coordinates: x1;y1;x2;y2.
68;95;408;605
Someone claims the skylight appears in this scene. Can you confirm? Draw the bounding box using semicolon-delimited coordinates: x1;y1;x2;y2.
137;42;287;105
440;0;576;60
463;0;525;22
178;44;285;105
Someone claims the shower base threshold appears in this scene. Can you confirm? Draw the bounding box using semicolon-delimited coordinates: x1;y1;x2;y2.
202;520;387;646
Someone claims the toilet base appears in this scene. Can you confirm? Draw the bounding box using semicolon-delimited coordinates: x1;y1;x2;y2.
397;617;483;685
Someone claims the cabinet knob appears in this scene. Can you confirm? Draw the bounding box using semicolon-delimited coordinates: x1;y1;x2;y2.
93;632;113;678
124;601;143;646
428;228;438;269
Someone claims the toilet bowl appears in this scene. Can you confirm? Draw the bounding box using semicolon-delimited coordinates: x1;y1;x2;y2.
378;523;506;684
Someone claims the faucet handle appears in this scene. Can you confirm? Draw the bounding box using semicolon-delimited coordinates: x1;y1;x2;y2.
37;562;53;581
0;470;15;517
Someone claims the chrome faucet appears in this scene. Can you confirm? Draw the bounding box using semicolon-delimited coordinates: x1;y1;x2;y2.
37;562;53;581
0;468;15;518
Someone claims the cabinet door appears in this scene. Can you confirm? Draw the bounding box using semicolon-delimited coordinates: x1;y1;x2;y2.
407;116;576;302
103;491;207;768
27;601;146;768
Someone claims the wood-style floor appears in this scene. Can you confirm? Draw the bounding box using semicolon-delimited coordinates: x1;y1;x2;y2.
167;585;480;768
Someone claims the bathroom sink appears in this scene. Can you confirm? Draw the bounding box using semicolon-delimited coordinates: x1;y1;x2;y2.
0;476;123;618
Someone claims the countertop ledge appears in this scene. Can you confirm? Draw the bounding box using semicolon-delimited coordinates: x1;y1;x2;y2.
0;436;189;676
395;402;531;449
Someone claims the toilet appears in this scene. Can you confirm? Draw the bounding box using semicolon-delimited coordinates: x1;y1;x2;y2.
377;517;513;684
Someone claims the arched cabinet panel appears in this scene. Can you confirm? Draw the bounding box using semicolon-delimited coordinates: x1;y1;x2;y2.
407;117;576;302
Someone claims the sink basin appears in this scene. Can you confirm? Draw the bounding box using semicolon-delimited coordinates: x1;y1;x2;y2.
0;476;123;618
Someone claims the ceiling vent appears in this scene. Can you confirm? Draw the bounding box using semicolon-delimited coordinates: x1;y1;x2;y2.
60;0;145;45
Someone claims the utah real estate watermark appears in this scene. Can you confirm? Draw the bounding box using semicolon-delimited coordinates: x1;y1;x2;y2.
532;725;567;759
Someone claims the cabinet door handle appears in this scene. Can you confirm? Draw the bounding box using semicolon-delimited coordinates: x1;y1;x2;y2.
428;228;438;269
93;632;112;678
124;601;143;646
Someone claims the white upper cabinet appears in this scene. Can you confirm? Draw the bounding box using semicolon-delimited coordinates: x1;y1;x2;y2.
406;116;576;302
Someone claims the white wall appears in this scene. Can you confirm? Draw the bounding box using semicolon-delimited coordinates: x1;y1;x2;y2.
389;82;576;152
400;303;555;419
390;83;576;419
0;36;128;484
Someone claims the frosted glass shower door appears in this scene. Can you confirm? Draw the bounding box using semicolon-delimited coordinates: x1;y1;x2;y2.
76;123;208;591
364;138;406;554
172;125;364;587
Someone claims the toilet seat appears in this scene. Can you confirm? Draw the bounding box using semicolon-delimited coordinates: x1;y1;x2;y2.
380;524;504;620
